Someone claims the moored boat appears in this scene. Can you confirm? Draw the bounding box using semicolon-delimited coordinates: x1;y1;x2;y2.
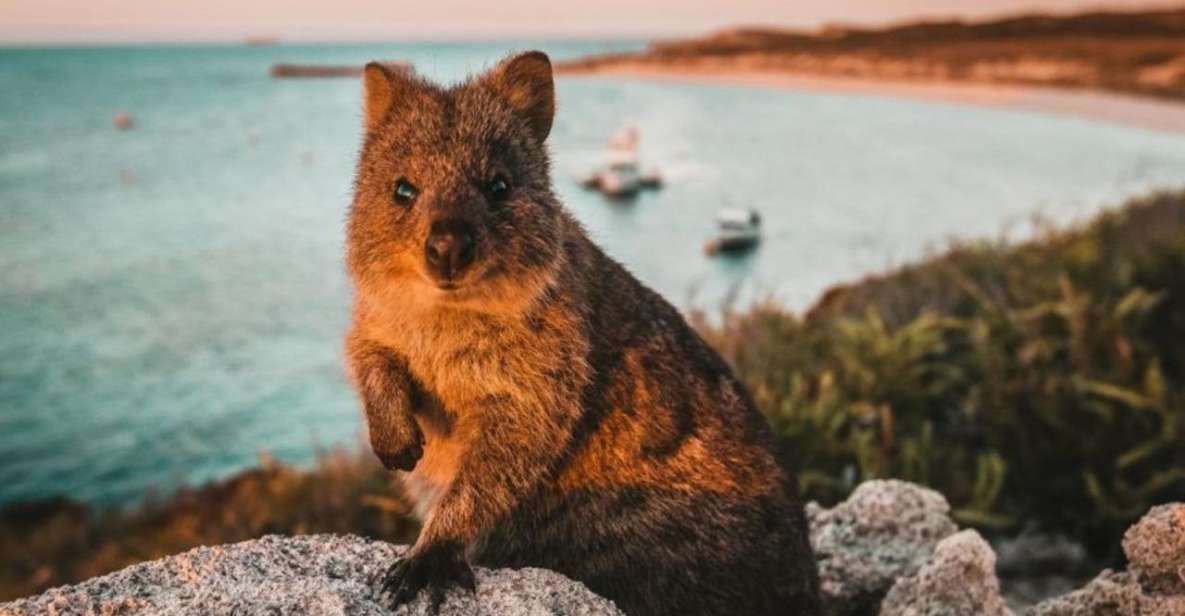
705;208;762;256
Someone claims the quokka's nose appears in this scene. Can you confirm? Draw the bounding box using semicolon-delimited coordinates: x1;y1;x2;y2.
424;221;476;281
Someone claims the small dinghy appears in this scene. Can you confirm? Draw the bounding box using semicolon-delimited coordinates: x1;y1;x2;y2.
705;208;761;256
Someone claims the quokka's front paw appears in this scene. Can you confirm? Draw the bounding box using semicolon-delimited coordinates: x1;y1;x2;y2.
380;542;476;613
370;422;424;471
373;439;423;471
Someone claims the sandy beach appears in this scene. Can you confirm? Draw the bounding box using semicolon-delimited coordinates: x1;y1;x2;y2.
559;63;1185;135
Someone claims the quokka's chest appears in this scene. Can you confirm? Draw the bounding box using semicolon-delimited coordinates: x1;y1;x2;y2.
390;317;571;404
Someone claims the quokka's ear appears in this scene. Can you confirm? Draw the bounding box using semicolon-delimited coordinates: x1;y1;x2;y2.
487;51;555;142
362;62;417;132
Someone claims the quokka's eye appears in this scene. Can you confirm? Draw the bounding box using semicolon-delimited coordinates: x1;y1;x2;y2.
487;175;510;202
392;178;418;206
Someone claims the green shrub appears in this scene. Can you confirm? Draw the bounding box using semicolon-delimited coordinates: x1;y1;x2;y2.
700;190;1185;556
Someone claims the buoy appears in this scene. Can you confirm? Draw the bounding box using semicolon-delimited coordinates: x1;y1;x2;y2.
113;112;134;131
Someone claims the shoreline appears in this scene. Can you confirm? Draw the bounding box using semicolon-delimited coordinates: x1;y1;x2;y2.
558;64;1185;135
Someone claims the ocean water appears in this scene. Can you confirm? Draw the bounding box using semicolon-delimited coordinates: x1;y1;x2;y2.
3;42;1185;507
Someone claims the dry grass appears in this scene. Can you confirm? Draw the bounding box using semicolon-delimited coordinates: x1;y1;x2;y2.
0;450;418;601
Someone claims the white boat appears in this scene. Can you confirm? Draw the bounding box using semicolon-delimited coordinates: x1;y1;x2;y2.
705;208;762;256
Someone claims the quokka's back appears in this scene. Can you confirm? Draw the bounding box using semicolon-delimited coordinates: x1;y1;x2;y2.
344;51;821;616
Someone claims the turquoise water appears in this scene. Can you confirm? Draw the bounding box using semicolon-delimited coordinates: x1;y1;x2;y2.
3;43;1185;507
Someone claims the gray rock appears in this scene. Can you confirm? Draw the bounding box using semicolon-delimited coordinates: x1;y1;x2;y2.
0;534;623;616
880;530;1011;616
1029;503;1185;616
5;486;1176;616
807;479;958;615
994;532;1089;578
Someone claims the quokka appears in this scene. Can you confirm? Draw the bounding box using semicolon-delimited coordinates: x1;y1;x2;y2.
344;51;821;616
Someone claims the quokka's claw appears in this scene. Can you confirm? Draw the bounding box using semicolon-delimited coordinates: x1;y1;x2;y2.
379;544;475;614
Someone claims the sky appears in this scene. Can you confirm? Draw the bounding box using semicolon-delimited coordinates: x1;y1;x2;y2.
0;0;1181;43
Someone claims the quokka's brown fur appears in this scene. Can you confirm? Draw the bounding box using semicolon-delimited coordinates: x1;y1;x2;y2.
344;51;821;616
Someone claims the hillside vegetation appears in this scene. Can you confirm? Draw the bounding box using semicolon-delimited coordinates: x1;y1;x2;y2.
559;8;1185;100
3;190;1184;600
700;190;1185;555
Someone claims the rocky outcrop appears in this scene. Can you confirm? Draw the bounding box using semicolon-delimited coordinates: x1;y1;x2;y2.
2;482;1179;616
0;534;623;616
1030;503;1185;616
811;486;1185;616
